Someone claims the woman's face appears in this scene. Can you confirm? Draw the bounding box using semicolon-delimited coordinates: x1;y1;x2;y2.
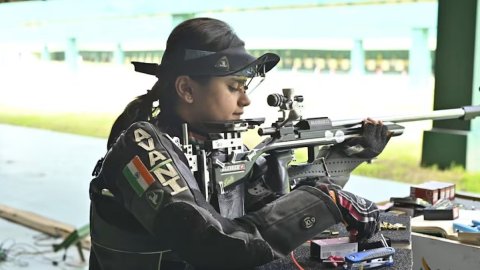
189;76;251;123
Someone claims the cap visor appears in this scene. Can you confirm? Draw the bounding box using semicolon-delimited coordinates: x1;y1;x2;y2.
228;53;280;77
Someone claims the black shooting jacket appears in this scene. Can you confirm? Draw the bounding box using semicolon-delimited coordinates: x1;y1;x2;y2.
89;115;357;270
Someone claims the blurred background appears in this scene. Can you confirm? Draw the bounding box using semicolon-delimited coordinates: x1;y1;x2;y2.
0;0;479;269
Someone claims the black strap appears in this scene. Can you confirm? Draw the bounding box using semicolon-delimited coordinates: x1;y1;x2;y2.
92;157;104;177
89;174;108;200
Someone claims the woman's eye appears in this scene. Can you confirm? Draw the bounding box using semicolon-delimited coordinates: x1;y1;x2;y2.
228;82;247;93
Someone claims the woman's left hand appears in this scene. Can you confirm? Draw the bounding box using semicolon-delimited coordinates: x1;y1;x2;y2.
341;117;392;159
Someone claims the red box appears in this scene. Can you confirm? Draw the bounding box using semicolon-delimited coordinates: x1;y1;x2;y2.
410;181;455;204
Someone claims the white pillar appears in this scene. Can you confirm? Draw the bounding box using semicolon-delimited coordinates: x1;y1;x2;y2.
409;28;431;89
350;39;365;75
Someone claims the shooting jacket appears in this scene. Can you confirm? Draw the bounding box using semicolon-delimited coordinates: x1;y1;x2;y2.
89;116;352;270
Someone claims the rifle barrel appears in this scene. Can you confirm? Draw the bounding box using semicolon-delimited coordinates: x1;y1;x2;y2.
331;107;477;127
254;105;479;155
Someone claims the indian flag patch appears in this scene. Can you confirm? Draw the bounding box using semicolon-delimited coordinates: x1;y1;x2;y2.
122;155;156;197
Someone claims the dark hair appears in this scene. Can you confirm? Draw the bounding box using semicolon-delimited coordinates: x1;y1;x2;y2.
107;17;245;149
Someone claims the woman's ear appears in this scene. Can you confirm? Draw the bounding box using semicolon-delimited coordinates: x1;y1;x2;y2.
175;76;195;104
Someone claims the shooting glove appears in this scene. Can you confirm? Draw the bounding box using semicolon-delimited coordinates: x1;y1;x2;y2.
317;184;380;242
340;119;391;159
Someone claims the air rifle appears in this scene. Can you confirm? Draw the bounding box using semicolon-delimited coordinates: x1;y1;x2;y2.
181;88;480;203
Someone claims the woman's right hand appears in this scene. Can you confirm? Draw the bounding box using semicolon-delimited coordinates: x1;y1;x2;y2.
316;184;380;241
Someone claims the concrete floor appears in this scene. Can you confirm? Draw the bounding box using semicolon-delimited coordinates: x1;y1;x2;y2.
0;124;410;269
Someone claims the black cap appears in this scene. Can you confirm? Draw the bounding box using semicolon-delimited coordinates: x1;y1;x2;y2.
132;46;280;78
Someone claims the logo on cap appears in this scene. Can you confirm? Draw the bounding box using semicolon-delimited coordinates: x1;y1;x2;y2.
214;56;230;71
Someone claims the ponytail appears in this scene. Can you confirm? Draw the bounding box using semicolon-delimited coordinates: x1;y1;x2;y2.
107;88;157;149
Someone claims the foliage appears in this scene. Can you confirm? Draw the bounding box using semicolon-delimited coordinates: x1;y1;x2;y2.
0;108;115;138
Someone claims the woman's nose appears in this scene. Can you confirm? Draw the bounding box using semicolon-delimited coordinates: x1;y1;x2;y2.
238;91;251;107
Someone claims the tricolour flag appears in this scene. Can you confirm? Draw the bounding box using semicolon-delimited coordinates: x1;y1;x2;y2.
122;155;156;197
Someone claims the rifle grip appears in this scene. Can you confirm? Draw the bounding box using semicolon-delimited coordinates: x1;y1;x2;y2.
265;150;294;196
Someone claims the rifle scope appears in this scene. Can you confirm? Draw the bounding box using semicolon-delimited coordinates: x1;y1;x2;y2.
267;93;304;109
